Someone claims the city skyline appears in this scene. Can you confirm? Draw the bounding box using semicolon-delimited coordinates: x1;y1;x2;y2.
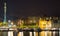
0;0;59;20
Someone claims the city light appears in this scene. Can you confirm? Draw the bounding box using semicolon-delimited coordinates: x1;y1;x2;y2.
0;0;59;36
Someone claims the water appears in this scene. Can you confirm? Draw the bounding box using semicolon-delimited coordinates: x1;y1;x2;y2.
39;31;59;36
0;31;60;36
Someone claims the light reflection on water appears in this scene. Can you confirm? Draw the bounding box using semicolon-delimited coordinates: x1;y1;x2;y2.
0;31;60;36
40;31;59;36
40;31;58;36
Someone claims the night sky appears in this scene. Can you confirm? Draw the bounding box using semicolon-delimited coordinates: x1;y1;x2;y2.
0;0;60;20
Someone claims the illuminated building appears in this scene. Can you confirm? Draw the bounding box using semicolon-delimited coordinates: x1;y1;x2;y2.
52;17;59;28
23;17;39;28
17;17;39;28
17;19;24;28
17;17;39;36
39;17;52;30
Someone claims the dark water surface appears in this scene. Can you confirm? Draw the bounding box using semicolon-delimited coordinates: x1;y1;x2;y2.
0;31;60;36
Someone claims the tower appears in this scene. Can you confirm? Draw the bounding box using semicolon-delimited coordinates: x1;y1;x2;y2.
3;1;7;25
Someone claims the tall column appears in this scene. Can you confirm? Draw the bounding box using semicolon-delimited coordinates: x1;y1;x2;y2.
3;2;7;25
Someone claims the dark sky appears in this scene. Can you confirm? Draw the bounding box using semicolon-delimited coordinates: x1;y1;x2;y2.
0;0;60;20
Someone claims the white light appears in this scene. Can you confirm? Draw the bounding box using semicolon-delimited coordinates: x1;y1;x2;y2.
30;20;32;23
34;32;36;36
8;20;11;23
13;25;16;27
8;31;13;36
53;31;55;36
11;22;13;25
29;32;32;36
8;25;12;27
52;28;56;30
19;32;23;36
